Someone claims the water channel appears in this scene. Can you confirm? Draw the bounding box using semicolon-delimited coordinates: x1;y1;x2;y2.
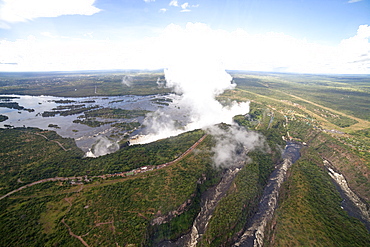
0;94;179;155
233;141;302;247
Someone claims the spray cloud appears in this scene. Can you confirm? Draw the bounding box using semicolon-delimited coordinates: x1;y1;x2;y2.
207;124;266;168
85;136;119;157
122;75;133;87
137;23;249;143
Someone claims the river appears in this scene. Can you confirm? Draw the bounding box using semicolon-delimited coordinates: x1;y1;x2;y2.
0;94;179;155
234;141;302;247
324;160;370;232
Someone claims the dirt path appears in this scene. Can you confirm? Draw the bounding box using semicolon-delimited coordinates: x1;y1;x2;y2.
236;88;369;132
282;92;370;131
33;132;70;151
0;177;82;200
62;218;90;247
166;134;207;165
0;135;208;201
237;88;338;129
61;196;91;246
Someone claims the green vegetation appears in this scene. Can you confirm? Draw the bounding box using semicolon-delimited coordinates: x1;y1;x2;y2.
224;72;369;134
0;195;79;246
201;152;271;246
53;104;86;110
0;102;34;112
230;72;370;121
351;128;370;139
72;118;113;127
149;138;220;244
200;113;285;246
151;97;173;106
348;128;370;158
0;114;8;122
0;96;20;101
71;107;149;128
54;99;76;104
306;131;370;202
0;128;84;195
1;71;369;246
0;128;206;195
42;105;99;117
0;122;285;246
83;107;150;119
0;128;215;246
87;129;206;175
228;78;370;202
0;71;172;97
282;97;359;128
111;121;141;131
265;147;370;247
224;75;370;246
47;123;60;129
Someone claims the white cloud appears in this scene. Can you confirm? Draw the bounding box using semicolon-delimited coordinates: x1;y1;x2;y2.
159;8;167;13
348;0;363;3
169;0;178;7
0;0;100;24
169;1;198;12
144;0;155;2
180;2;190;12
181;2;189;9
0;23;369;74
335;25;370;73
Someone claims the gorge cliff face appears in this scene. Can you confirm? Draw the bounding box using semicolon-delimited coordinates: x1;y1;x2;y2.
324;160;370;231
150;124;370;247
154;168;243;247
153;141;298;247
234;142;302;247
304;130;369;204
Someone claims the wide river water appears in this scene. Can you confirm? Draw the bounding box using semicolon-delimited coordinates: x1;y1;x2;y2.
0;94;178;154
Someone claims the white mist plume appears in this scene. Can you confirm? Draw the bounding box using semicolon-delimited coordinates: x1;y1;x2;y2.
122;75;133;87
207;125;266;168
156;76;166;88
135;23;250;144
140;110;185;143
85;136;119;157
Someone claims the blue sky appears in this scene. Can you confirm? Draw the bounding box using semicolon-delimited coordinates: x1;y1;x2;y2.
0;0;369;73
